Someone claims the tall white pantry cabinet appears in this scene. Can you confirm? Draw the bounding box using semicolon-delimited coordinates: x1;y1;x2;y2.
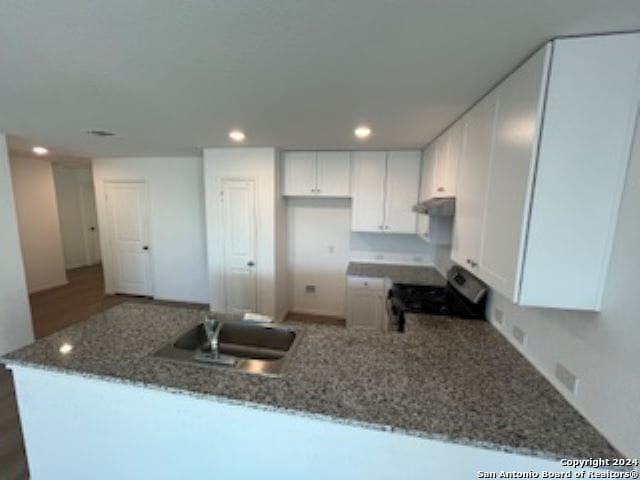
447;32;640;311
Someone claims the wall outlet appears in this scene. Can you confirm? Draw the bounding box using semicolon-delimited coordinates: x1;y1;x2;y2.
305;285;316;294
555;363;578;394
493;308;504;325
512;325;526;346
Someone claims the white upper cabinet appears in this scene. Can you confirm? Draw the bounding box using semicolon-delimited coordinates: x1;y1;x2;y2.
283;152;316;196
416;144;435;239
316;152;351;197
385;151;421;233
351;152;387;232
282;151;351;197
449;32;640;311
451;92;497;269
431;122;463;197
478;47;549;301
352;151;420;233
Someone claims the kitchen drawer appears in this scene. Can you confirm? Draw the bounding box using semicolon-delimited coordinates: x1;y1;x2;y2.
347;276;385;292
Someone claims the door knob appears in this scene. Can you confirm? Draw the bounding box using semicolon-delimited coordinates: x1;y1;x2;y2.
247;261;255;267
143;246;149;251
89;226;96;231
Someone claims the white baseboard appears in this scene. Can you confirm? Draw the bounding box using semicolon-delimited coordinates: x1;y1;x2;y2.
152;295;209;306
29;279;69;294
288;308;345;319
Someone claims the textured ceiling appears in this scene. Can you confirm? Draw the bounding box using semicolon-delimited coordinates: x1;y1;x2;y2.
0;1;639;158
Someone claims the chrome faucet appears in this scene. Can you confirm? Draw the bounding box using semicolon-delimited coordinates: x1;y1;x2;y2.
203;317;223;358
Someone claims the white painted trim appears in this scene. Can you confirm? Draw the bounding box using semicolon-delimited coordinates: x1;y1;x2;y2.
28;279;69;294
288;308;345;319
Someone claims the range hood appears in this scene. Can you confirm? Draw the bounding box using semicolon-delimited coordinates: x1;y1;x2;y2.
412;197;455;217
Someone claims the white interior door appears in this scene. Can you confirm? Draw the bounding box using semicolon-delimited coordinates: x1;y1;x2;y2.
105;181;152;296
80;182;101;265
221;179;257;314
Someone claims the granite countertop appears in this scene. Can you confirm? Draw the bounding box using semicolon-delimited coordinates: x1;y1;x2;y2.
2;303;619;460
346;261;446;285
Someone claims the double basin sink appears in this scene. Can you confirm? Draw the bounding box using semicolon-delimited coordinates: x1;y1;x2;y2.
153;314;300;377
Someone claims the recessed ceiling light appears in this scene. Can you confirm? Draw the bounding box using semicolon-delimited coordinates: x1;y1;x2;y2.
59;343;73;354
229;130;246;142
354;126;372;139
32;146;49;155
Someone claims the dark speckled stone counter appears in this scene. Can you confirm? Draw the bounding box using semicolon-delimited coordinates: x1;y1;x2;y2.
2;303;618;460
346;261;446;285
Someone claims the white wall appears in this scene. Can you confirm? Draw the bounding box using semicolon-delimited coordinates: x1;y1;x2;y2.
350;232;434;265
287;198;351;317
0;135;34;355
10;155;67;293
92;157;209;304
434;113;640;457
204;148;277;316
53;164;99;269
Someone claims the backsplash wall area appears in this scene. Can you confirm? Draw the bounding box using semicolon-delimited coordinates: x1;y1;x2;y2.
286;198;434;317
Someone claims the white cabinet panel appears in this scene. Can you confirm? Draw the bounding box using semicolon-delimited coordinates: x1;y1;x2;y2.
351;152;387;232
519;34;640;310
346;276;388;331
451;92;498;270
416;145;435;239
316;152;351;197
478;47;549;300
444;121;464;196
385;151;421;233
283;152;316;196
431;123;463;197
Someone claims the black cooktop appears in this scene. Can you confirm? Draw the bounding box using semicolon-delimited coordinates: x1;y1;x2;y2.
390;283;486;320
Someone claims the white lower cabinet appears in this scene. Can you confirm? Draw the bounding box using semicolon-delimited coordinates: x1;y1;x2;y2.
346;276;389;331
450;33;640;311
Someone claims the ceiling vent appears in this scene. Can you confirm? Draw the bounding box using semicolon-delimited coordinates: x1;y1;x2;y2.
86;129;116;137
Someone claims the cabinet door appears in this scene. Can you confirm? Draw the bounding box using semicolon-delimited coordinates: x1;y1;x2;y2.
316;151;351;197
451;92;498;270
283;152;317;196
417;144;435;238
478;47;549;300
444;121;464;195
385;151;421;233
351;151;387;232
432;135;449;196
347;289;386;330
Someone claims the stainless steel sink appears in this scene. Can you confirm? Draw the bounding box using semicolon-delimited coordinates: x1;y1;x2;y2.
153;316;300;376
